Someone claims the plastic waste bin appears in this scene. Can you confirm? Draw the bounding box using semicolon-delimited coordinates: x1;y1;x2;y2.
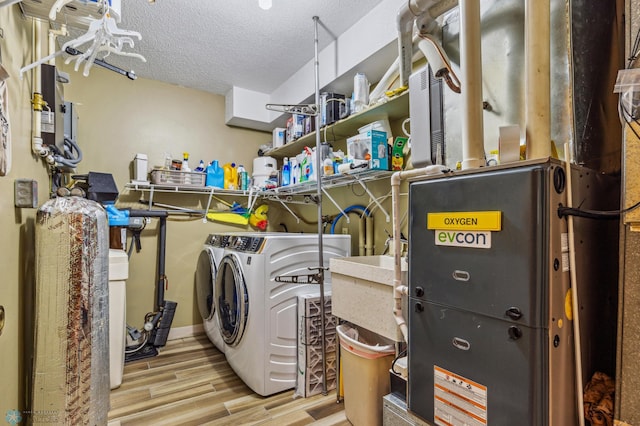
337;323;395;426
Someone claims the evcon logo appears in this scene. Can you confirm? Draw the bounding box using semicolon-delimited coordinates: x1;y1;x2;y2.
435;230;492;249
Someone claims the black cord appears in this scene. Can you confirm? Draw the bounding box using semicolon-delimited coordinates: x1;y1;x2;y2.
558;200;640;220
391;348;408;375
618;97;640;141
628;24;640;68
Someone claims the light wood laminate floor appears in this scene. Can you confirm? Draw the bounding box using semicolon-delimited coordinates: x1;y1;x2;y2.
108;335;350;425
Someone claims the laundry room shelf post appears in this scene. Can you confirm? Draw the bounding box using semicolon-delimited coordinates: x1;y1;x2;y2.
312;15;329;396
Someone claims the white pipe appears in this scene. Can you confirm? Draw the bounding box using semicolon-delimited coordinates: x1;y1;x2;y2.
564;142;586;426
358;217;365;256
369;56;400;104
391;165;446;341
48;25;67;65
31;20;49;159
365;215;374;256
396;2;417;88
396;0;458;88
370;32;447;104
459;0;484;170
525;0;551;159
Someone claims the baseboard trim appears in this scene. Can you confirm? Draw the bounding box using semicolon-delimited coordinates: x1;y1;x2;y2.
167;323;204;341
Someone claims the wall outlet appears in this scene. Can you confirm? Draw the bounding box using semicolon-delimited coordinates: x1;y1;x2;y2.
342;227;349;234
14;179;38;208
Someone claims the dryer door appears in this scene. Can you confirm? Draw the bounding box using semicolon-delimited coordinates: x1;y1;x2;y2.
195;247;217;321
215;254;249;346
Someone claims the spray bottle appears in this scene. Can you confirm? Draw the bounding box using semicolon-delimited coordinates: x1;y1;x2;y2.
291;157;299;185
182;152;192;184
281;157;291;187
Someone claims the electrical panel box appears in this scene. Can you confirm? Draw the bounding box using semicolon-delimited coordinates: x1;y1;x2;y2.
40;64;65;150
63;101;78;143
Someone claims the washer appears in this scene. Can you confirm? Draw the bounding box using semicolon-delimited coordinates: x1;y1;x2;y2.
215;232;350;396
195;234;231;353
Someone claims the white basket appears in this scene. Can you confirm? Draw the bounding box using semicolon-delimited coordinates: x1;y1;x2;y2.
150;169;206;187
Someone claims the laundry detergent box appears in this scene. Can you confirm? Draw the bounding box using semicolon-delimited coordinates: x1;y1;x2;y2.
346;129;388;171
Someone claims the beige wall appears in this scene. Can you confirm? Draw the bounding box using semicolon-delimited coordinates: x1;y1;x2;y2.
0;8;52;415
62;63;269;331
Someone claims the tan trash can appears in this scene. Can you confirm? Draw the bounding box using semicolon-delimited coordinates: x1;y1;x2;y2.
337;324;395;426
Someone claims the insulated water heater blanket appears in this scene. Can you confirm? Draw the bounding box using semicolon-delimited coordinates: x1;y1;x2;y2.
32;197;109;425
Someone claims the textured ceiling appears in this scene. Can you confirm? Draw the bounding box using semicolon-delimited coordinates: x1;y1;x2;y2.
62;0;388;96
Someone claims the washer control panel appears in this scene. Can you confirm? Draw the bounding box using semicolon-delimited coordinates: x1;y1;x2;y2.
205;234;230;248
228;236;264;253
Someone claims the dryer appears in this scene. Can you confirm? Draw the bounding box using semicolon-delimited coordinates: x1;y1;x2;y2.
215;232;350;396
195;234;231;353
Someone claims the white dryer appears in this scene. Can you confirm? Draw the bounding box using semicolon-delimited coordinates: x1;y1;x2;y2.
215;233;350;396
195;234;231;353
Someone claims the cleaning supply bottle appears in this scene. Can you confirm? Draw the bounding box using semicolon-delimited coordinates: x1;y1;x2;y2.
323;157;334;176
182;152;191;172
291;157;299;185
301;147;314;182
182;152;192;184
281;157;290;186
205;160;224;188
223;162;237;190
237;164;249;190
194;160;206;173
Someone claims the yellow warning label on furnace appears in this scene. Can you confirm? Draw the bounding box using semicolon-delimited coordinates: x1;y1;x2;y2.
427;211;502;231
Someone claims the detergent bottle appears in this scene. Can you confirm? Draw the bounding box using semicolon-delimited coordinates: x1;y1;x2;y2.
205;160;224;188
237;164;249;190
223;162;237;189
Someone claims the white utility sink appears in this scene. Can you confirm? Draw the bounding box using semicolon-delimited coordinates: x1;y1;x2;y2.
330;255;408;342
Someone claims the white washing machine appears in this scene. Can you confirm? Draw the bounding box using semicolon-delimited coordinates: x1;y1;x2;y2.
215;232;350;396
195;234;231;353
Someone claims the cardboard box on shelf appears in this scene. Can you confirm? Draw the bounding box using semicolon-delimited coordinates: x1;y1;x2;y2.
346;129;388;171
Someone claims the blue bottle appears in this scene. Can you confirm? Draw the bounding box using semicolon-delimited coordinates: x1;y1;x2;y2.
282;157;291;186
205;160;224;188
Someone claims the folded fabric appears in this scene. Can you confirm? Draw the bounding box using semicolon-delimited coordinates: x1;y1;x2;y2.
584;371;615;426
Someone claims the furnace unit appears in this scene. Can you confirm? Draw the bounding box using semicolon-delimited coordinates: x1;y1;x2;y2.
407;159;618;425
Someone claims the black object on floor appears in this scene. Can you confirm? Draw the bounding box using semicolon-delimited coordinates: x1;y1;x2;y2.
124;344;158;363
152;300;178;347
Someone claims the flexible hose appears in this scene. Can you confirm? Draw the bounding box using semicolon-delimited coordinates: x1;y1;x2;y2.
329;204;371;234
54;137;83;168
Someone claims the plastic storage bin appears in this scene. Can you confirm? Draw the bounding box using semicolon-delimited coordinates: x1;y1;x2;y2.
337;323;395;426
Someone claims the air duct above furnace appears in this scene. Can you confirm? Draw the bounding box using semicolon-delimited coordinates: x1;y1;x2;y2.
398;0;556;168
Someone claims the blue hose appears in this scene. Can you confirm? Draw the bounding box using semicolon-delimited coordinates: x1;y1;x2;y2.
329;204;371;234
